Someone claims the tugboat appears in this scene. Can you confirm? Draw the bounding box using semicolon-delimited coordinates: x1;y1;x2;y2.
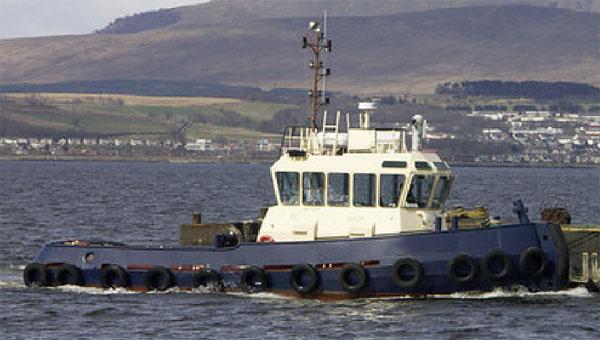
23;20;571;298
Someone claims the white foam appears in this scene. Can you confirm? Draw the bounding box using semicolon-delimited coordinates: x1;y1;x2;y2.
405;286;595;300
226;291;295;300
0;280;25;289
443;286;593;299
2;280;595;299
56;285;139;295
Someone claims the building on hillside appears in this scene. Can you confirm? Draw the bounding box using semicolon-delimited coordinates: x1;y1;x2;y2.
0;138;18;146
67;138;81;145
185;139;212;151
482;128;507;141
256;139;276;151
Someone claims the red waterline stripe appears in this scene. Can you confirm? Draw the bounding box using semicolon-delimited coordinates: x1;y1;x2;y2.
126;264;154;271
169;265;206;272
263;264;294;271
218;260;381;273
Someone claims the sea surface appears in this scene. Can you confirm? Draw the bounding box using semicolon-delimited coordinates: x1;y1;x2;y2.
0;161;598;339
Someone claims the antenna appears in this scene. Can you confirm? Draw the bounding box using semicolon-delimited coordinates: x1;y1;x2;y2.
322;11;328;107
302;13;332;130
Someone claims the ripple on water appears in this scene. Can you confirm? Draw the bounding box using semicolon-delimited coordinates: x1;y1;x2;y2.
1;162;599;339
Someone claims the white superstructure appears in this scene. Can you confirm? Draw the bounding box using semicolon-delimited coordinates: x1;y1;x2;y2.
258;104;453;242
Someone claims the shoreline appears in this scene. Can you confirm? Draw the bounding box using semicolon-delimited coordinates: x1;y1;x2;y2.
1;155;598;168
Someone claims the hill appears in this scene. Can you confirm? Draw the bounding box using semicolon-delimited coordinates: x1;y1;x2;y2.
98;0;600;34
0;5;598;93
0;93;287;140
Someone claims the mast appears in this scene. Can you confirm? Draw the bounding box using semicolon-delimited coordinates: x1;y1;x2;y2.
302;17;332;130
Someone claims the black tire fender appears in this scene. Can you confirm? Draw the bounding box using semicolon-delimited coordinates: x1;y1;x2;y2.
391;258;424;288
519;247;549;279
23;262;48;287
100;264;129;288
240;266;269;293
338;263;368;294
193;268;222;291
481;250;513;280
447;253;479;284
54;263;82;286
289;264;319;294
144;266;173;291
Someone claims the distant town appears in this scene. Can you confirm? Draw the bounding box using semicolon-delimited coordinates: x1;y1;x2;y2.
472;110;600;164
0;136;279;162
1;107;599;165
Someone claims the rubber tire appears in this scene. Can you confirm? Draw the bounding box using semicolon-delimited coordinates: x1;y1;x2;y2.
240;266;269;293
481;250;513;280
338;263;368;294
447;254;479;284
193;268;222;291
54;263;82;286
144;266;173;291
289;264;319;294
100;264;129;288
23;262;48;287
519;247;548;279
391;258;424;289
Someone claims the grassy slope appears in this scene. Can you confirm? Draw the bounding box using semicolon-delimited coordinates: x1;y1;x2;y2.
0;93;288;140
1;6;598;94
172;0;600;27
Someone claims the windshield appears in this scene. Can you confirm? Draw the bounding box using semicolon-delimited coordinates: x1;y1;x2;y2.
380;174;405;208
303;172;325;206
431;176;453;209
276;172;299;205
328;173;349;206
353;173;376;207
406;174;435;208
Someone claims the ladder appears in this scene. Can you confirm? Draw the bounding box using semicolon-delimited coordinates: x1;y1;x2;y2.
321;110;340;155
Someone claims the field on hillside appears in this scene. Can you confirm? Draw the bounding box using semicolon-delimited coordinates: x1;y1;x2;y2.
0;93;287;141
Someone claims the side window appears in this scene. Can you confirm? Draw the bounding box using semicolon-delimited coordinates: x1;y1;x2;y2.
380;174;405;208
276;172;299;205
431;176;453;209
406;174;435;208
303;172;325;206
353;173;376;207
327;173;349;206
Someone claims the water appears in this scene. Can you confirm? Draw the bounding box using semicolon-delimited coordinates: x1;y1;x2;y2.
1;161;599;339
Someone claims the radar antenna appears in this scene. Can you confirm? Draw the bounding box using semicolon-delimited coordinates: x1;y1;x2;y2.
302;15;332;130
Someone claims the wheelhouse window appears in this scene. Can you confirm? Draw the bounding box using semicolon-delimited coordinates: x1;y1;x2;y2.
414;161;432;170
353;174;376;207
380;174;405;208
431;176;453;209
434;162;450;170
303;172;325;206
327;173;349;206
406;174;435;208
276;172;299;205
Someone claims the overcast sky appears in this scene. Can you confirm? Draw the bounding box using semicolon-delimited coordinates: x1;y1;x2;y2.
0;0;208;39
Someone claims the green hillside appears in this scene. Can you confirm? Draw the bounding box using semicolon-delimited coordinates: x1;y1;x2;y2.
0;93;286;140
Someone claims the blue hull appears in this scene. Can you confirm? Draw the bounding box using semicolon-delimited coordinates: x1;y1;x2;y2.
27;223;569;298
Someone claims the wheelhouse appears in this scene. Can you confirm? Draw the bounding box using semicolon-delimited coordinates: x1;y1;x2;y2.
257;105;455;242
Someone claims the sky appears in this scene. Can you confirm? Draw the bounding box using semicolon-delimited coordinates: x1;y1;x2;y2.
0;0;208;39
